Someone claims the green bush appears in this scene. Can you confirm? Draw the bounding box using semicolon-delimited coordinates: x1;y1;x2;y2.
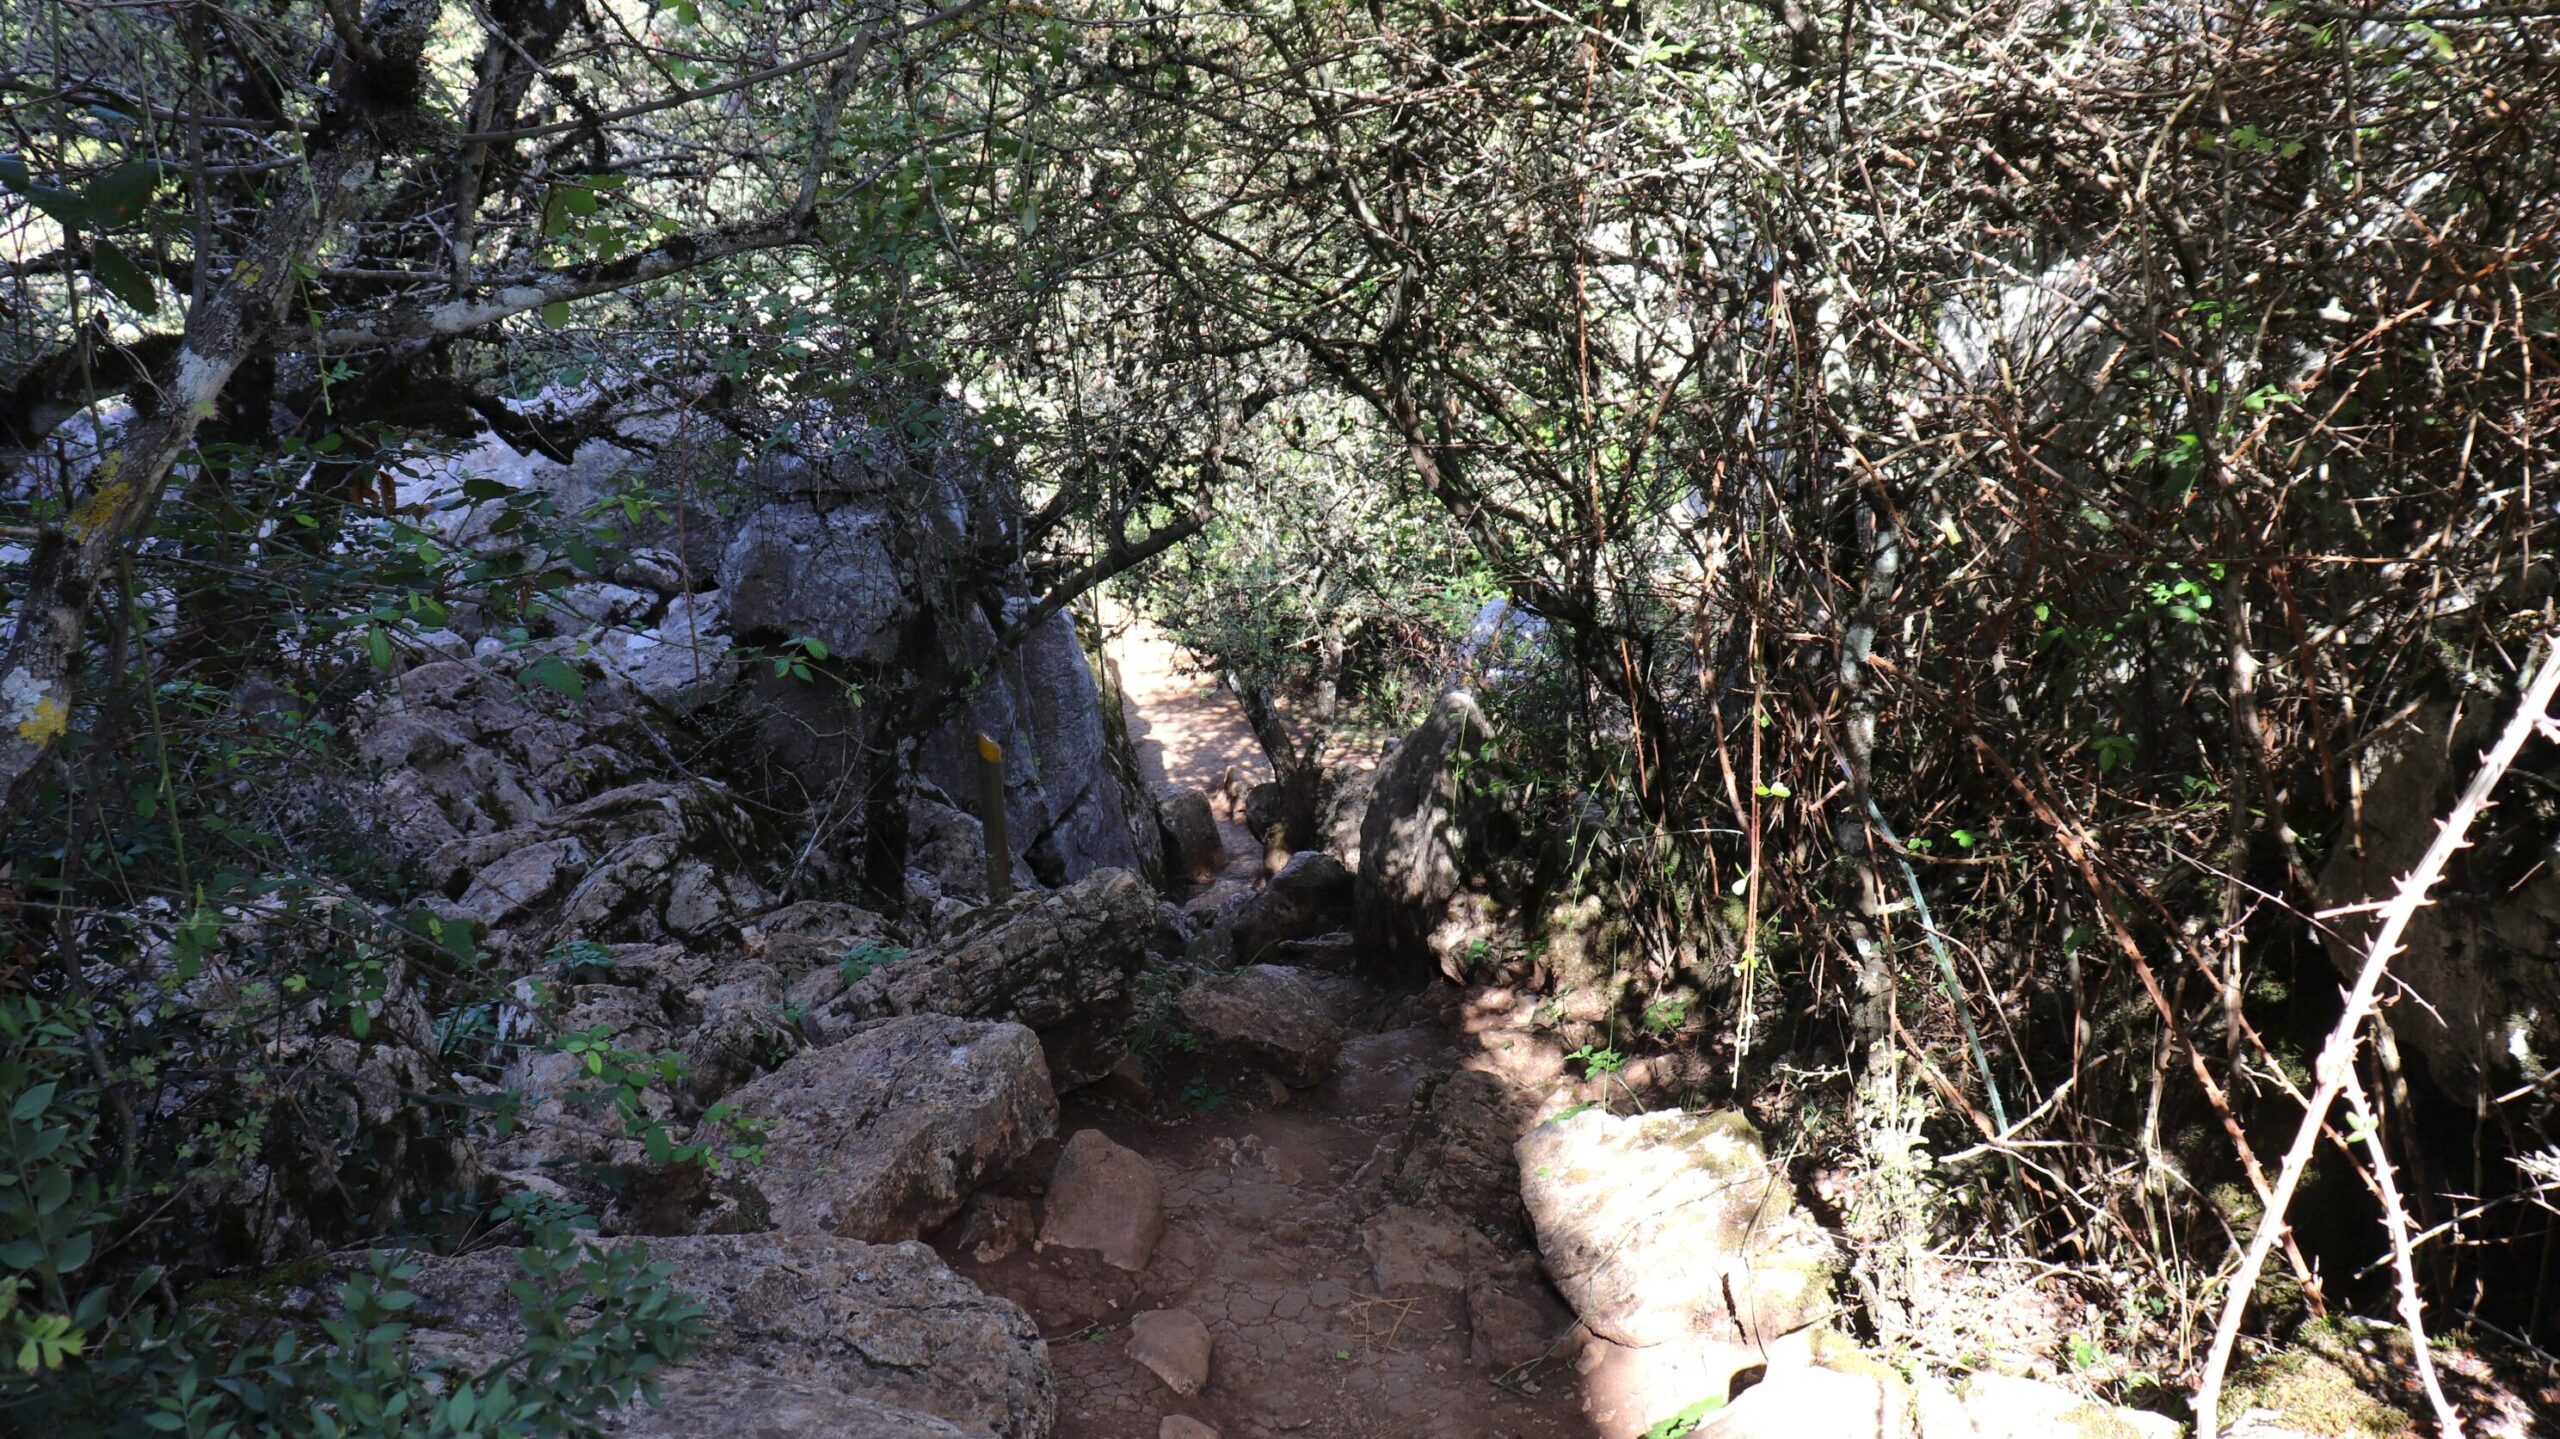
2;996;702;1436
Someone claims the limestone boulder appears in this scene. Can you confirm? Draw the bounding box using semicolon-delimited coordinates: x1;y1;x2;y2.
720;1014;1057;1242
1355;692;1494;983
349;656;652;864
596;588;736;715
1955;1374;2180;1439
1156;786;1227;886
1320;761;1377;870
1176;964;1346;1088
402;1233;1053;1439
1222;851;1352;966
1382;1068;1525;1236
2316;699;2560;1112
808;868;1155;1086
1127;1308;1213;1396
1518;1107;1836;1350
1039;1129;1165;1271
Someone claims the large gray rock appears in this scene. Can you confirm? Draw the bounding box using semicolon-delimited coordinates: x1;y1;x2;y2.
1355;692;1493;982
402;1233;1054;1439
1517;1107;1835;1350
1176;964;1345;1088
918;607;1142;886
720;499;1141;888
809;868;1155;1087
1156;786;1226;886
720;1014;1057;1242
2316;699;2560;1112
1382;1068;1525;1235
596;588;736;714
722;503;909;666
1221;850;1352;966
1321;761;1378;870
906;789;1038;906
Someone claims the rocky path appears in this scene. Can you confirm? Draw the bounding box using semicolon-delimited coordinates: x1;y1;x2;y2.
914;619;1593;1439
931;983;1596;1439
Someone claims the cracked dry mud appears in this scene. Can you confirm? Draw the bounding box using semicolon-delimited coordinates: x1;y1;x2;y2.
933;1025;1590;1439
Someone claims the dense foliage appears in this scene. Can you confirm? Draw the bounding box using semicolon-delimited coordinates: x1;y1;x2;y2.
2;0;2555;1427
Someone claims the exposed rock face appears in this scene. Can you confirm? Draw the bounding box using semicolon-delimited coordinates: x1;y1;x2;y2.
594;588;736;714
403;1234;1054;1439
906;789;1037;907
353;656;652;864
808;868;1155;1086
1689;1367;1890;1439
439;780;779;960
1243;782;1283;843
1039;1129;1165;1271
1951;1373;2180;1439
1176;964;1346;1088
1355;691;1494;982
721;495;1141;889
720;1014;1058;1242
1517;1107;1835;1350
1155;786;1226;886
2316;699;2560;1111
1221;851;1353;966
614;1378;976;1439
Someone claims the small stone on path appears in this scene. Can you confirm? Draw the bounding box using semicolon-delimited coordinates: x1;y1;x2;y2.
1040;1129;1164;1271
1159;1417;1222;1439
1127;1308;1213;1396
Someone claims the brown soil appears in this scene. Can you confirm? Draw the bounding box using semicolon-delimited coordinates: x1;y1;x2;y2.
935;1016;1594;1439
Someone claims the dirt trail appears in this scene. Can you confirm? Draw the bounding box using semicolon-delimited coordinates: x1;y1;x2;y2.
928;613;1598;1439
939;999;1595;1439
1104;604;1272;886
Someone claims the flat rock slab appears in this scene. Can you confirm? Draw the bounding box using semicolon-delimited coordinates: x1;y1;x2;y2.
1692;1366;1890;1439
722;1013;1057;1242
1041;1128;1166;1271
404;1233;1054;1439
1955;1373;2181;1439
1518;1106;1835;1348
1159;1418;1223;1439
1128;1307;1214;1396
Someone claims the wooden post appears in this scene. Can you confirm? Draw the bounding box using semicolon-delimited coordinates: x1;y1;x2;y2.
976;731;1013;904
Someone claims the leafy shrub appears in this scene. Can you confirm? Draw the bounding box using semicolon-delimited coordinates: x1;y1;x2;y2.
1;999;702;1436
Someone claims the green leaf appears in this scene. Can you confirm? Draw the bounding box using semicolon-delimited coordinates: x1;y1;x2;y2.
25;185;87;230
86;158;164;226
10;1080;56;1121
0;155;28;192
541;301;571;327
562;187;599;218
519;655;588;699
47;1230;92;1273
